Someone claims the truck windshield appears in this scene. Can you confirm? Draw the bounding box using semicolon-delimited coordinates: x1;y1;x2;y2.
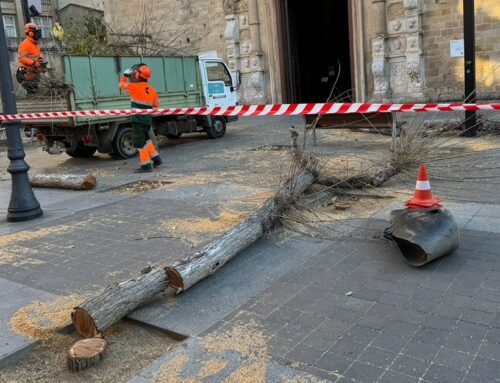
206;62;232;87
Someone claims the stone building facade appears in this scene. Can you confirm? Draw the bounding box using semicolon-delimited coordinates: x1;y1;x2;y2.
103;0;500;104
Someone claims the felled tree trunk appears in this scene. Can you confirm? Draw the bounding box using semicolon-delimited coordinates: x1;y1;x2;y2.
67;337;107;372
166;166;317;291
317;165;398;189
29;173;97;190
72;266;168;338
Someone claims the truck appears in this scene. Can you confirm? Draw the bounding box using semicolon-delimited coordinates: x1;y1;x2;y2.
17;55;240;159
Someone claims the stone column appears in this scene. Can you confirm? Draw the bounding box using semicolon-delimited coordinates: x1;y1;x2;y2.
404;0;425;99
246;0;266;103
370;0;390;101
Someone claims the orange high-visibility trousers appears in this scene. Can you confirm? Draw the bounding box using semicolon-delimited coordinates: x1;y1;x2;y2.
146;139;159;159
138;146;151;165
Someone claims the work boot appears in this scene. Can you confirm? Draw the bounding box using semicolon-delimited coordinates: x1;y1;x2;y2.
152;156;163;168
134;163;153;173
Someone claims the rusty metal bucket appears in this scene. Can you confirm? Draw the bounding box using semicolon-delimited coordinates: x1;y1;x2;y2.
385;208;460;267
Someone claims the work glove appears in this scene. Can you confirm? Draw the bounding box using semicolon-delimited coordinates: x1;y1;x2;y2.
123;69;133;77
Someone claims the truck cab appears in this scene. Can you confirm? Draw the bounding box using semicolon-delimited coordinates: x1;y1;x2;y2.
199;57;239;108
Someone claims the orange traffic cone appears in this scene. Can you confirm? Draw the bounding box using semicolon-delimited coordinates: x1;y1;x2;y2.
405;165;442;209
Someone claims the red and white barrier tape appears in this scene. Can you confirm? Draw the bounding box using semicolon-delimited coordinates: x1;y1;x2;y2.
1;102;499;121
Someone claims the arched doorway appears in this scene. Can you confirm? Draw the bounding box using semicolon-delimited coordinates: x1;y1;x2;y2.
276;0;355;103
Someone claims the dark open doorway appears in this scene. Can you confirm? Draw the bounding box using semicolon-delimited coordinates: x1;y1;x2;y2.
279;0;353;103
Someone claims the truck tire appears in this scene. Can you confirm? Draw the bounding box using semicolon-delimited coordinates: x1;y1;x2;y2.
112;126;137;159
206;117;226;139
66;144;97;158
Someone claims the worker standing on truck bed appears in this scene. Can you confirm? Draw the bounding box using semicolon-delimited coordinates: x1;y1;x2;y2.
17;23;47;94
118;63;163;173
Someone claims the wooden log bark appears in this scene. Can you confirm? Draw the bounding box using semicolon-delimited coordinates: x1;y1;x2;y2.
67;337;107;372
317;166;398;189
29;173;97;190
165;166;317;292
72;266;168;338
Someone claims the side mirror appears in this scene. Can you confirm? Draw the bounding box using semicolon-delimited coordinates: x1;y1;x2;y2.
231;70;242;92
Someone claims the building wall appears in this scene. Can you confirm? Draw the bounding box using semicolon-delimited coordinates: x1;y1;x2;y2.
423;0;500;101
58;4;103;25
103;0;227;59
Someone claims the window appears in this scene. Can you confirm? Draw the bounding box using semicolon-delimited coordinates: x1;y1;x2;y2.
2;15;17;38
206;62;232;86
31;16;52;39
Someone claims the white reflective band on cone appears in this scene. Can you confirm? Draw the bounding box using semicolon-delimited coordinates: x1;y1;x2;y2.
415;180;430;190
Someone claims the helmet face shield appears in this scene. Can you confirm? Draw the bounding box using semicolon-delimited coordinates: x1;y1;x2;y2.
33;28;42;40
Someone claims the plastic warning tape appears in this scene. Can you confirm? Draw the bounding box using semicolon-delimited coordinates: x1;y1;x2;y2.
1;102;499;121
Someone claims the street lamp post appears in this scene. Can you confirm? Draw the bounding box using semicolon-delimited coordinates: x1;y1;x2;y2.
463;0;477;137
0;8;43;222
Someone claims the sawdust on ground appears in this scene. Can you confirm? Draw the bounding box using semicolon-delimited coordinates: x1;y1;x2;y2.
1;322;177;383
161;210;246;241
10;294;91;350
109;180;172;195
0;224;76;266
153;319;334;382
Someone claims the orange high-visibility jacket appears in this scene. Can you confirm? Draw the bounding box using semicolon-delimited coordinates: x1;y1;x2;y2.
119;76;160;125
118;77;160;108
18;37;43;69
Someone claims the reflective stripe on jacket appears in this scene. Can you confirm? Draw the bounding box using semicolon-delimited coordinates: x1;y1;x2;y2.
18;37;42;68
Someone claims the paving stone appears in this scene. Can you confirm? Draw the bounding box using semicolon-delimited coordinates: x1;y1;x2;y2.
372;333;408;353
342;297;375;313
378;370;419;383
343;325;380;345
353;288;385;302
378;292;410;307
331;338;366;359
468;357;500;381
391;354;431;378
285;344;326;365
314;352;354;374
423;364;466;383
358;346;397;369
462;372;500;383
462;308;497;326
384;320;420;338
268;336;296;358
413;326;450;345
421;315;458;331
343;361;384;383
434;347;474;372
402;340;441;362
467;298;500;314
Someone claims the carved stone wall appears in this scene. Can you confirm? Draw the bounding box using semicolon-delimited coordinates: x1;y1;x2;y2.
223;0;267;104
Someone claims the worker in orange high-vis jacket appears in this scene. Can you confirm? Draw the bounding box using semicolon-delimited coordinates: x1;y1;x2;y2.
17;23;46;94
118;63;163;173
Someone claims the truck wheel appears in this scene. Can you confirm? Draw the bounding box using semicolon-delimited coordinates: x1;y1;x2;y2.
112;126;137;159
206;117;226;139
166;133;182;139
66;144;97;158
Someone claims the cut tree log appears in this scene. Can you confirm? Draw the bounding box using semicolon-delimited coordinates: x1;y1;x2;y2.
29;173;97;190
72;266;168;338
67;337;107;372
317;165;398;189
165;165;317;291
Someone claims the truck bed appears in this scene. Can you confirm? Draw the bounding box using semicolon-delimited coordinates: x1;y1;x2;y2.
17;95;72;127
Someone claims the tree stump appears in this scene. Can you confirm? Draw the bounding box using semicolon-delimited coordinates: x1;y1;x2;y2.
29;173;97;190
67;337;107;372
